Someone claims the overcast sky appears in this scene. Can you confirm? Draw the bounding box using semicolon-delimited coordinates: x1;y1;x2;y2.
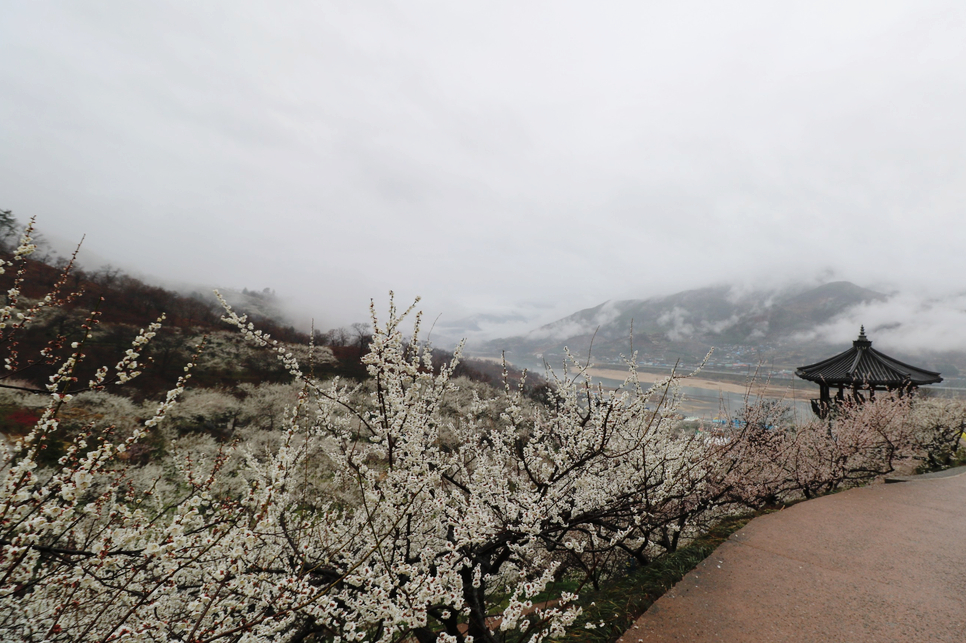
2;1;965;341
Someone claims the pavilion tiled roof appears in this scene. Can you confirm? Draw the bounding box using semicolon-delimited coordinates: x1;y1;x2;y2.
795;327;942;387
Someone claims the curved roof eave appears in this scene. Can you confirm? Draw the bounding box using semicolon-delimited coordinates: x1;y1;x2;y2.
795;330;942;387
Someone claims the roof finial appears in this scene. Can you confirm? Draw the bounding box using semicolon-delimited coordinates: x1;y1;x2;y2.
855;325;871;348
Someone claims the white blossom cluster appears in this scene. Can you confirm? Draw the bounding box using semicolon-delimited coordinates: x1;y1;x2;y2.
909;397;966;469
179;330;336;378
0;221;52;337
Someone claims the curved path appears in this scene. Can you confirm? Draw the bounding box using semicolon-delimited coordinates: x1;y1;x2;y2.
618;468;966;642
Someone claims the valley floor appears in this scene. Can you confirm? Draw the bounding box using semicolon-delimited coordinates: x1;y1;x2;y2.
585;367;817;401
584;367;819;419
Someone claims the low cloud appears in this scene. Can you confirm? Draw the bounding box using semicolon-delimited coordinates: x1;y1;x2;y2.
527;319;596;342
523;300;627;342
793;293;966;354
700;313;742;335
3;4;966;332
658;306;694;341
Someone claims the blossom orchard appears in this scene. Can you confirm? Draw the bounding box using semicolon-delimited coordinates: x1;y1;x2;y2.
0;223;701;643
0;220;959;643
215;294;717;643
0;224;739;642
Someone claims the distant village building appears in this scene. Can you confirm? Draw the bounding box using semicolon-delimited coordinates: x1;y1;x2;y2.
795;326;942;418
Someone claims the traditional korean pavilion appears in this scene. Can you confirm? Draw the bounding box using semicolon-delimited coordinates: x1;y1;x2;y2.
795;326;942;418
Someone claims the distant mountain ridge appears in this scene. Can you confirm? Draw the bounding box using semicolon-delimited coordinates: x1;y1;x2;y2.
484;281;888;364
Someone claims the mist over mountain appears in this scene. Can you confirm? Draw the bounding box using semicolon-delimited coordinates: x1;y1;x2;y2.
474;281;966;377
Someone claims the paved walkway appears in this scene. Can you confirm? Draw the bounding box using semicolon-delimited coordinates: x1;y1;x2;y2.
618;468;966;643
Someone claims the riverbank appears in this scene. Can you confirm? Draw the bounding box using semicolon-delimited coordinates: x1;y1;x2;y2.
584;366;816;402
